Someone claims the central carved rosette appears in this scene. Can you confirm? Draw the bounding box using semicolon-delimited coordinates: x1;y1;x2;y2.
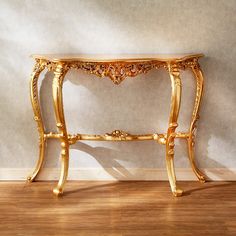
53;60;164;84
105;130;130;138
72;61;158;84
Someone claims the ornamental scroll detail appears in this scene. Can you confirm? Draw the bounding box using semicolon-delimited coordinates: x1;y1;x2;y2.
37;57;200;85
105;130;130;139
31;61;46;128
70;61;165;84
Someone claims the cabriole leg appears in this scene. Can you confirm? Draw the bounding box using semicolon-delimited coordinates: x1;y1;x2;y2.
27;60;46;182
166;64;183;197
52;64;69;196
188;63;206;182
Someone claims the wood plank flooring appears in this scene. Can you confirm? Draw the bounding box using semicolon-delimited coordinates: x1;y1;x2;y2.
0;181;235;236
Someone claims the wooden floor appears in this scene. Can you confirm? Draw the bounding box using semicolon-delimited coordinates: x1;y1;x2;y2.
0;181;236;236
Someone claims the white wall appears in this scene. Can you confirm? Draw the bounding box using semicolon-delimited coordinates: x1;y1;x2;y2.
0;0;236;180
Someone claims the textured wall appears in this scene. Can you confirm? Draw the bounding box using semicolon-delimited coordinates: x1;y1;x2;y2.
0;0;236;177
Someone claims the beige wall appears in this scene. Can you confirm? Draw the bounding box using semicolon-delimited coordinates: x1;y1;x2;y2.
0;0;236;178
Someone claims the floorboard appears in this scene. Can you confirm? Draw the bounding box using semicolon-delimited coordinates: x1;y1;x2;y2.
0;181;235;236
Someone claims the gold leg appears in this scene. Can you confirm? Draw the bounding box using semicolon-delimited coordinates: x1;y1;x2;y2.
52;64;69;196
188;63;206;183
27;60;46;182
166;63;183;197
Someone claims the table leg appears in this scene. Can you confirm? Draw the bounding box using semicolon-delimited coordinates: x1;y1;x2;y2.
27;61;46;182
166;64;183;197
52;64;69;196
188;63;206;182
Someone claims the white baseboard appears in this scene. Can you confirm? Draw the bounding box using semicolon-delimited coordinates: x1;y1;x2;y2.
0;168;235;181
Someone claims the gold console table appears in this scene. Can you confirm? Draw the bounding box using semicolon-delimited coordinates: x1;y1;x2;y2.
27;54;206;197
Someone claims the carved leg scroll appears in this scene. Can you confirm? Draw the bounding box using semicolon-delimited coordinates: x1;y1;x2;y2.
52;64;69;196
188;62;206;182
27;60;46;182
166;64;183;197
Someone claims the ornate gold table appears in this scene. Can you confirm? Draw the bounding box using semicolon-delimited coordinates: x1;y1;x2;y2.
27;54;206;197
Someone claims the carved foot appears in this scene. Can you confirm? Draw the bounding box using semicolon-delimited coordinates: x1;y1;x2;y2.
187;138;207;184
53;187;63;196
172;188;184;197
198;175;206;183
26;175;34;183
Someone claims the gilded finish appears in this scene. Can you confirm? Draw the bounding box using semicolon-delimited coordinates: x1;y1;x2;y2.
188;61;206;182
52;64;69;196
43;131;188;144
28;54;206;197
166;63;183;197
27;61;46;182
33;54;203;85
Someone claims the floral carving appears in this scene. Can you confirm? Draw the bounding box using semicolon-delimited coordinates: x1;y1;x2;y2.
70;61;161;84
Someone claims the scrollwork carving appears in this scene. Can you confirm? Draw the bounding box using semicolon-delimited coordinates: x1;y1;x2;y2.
27;60;47;182
38;57;201;85
31;61;46;132
70;61;159;84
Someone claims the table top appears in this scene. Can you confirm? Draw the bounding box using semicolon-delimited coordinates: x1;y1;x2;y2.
32;53;204;63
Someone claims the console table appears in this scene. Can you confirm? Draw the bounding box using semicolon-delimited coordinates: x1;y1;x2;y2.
27;54;206;197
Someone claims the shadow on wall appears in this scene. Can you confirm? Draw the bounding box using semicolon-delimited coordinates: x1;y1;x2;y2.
38;55;236;180
196;56;236;178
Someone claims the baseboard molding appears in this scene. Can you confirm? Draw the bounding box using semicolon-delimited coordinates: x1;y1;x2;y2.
0;168;236;181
